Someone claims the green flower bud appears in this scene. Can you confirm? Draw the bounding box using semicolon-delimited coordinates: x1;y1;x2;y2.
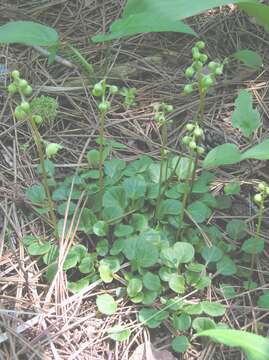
192;47;200;60
92;83;103;97
214;66;223;76
46;143;62;158
254;193;263;204
98;101;110;113
258;182;266;192
32;115;43;125
201;75;214;88
11;70;20;79
199;54;208;63
189;140;197;150
109;85;118;95
15;106;27;120
185;67;195;78
208;61;218;70
165;104;173;113
186;123;195;131
183;84;194;95
196;41;205;49
23;85;33;96
194;127;203;137
18;79;28;89
7;83;17;95
20;101;30;112
193;61;203;70
196;146;205;155
182;136;191;144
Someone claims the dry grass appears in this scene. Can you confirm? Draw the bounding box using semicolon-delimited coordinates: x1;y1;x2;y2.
1;1;269;359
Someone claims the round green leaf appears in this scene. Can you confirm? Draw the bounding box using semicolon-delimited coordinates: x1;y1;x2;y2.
28;242;51;256
258;291;269;309
241;237;264;254
114;224;134;237
138;308;168;328
107;325;131;342
173;313;191;331
169;274;185;293
93;221;108;237
192;317;216;332
202;245;223;263
127;278;143;298
99;264;113;283
171;336;189;353
173;242;195;263
187;201;211;223
226;219;247;240
142;272;161;291
96;294;117;315
201;301;226;317
96;239;109;256
216;256;237;276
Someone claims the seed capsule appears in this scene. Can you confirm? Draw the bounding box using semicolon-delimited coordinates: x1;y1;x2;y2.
11;70;20;79
182;136;191;144
194;127;203;137
196;41;205;49
18;79;28;89
23;85;33;96
8;83;17;94
201;75;214;88
109;85;118;95
15;106;27;120
254;193;262;204
208;61;218;70
98;101;110;112
214;66;223;76
32;115;43;124
199;54;208;63
92;83;103;97
165;104;173;113
183;84;194;95
46;143;62;158
258;183;266;192
185;67;195;78
196;146;205;155
189;140;197;150
186;123;195;131
20;101;30;112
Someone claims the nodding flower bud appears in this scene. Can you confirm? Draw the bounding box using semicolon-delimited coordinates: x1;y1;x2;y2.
214;66;223;76
98;101;110;113
192;47;200;61
7;83;17;95
193;127;203;138
199;54;208;63
186;123;195;132
18;79;28;89
46;143;62;158
165;104;173;113
258;182;266;192
183;84;194;95
182;136;191;144
11;70;20;79
193;61;203;70
14;106;27;120
208;61;218;70
196;41;205;49
20;101;30;112
254;193;263;204
189;140;197;150
185;67;195;78
109;85;118;95
201;75;214;88
92;82;103;97
196;146;205;155
23;85;33;96
32;115;43;125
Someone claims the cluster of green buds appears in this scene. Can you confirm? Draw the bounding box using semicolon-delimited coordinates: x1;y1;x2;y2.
45;142;63;159
92;80;118;113
120;87;137;109
7;70;43;125
153;102;173;125
183;41;225;95
254;182;269;206
182;123;205;155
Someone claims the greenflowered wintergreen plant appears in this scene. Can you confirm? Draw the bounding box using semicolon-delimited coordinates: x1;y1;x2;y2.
248;182;269;280
92;79;118;203
183;41;226;122
153;102;173;212
8;70;58;230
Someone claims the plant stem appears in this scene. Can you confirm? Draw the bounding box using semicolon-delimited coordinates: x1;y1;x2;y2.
177;151;194;239
98;109;105;205
28;114;57;230
249;200;264;282
156;124;168;212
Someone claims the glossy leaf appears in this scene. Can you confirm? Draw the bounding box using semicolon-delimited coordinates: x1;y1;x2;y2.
232;49;263;69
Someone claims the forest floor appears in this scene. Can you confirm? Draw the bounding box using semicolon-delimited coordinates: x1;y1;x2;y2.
0;1;269;359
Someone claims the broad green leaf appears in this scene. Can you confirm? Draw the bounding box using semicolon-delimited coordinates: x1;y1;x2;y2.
99;264;113;283
78;208;96;234
142;290;158;305
171;336;189;353
96;294;117;315
67;277;90;294
63;251;79;271
93;221;108;237
131;213;148;232
258;291;269;309
138;308;168;328
99;257;121;273
183;303;202;315
26;184;46;204
28;242;51;256
187;201;211;223
173;242;195;263
135;241;159;268
103;186;127;217
96;239;109;256
43;244;59;265
220;283;237;298
104;158;126;179
241;237;264;254
86;149;100;168
192;317;216;332
169;274;185;293
159;266;174;282
160;247;179;268
122;176;147;200
56;201;76;216
107;325;131;342
201;301;226;317
203;143;241;169
231;90;261;137
224;181;241;195
157;199;182;219
216;256;237;276
226;219;247;240
142;272;161;291
114;224;133;237
52;186;70;201
240;138;269;161
0;21;58;46
232;49;263;69
192;171;215;193
202;245;223;263
110;239;124;255
240;2;269;33
127;278;143;297
199;328;269;360
79;254;96;274
173;313;191;331
172;156;194;180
